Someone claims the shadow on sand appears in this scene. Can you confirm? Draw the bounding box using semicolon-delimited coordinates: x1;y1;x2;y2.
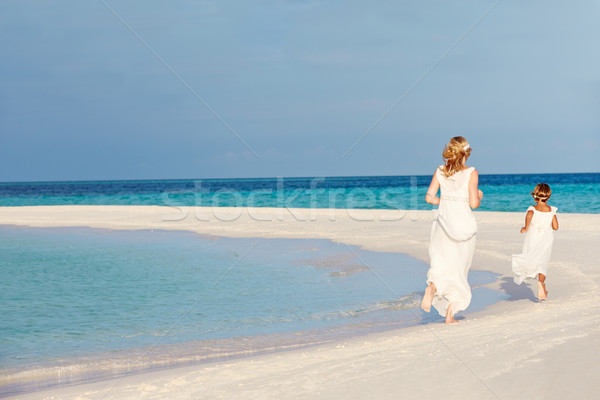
499;277;537;302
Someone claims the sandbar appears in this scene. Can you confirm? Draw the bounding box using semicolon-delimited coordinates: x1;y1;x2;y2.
1;205;599;399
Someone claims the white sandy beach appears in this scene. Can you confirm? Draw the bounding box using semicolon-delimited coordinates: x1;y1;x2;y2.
2;205;599;400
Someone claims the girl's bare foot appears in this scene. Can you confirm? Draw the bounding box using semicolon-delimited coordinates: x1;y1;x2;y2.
537;281;548;301
445;304;458;324
421;284;435;312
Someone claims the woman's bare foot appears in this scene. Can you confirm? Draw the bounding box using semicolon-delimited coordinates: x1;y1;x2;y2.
421;284;436;312
537;281;548;301
445;304;459;324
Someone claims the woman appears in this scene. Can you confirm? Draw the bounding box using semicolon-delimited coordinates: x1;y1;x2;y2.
421;136;483;323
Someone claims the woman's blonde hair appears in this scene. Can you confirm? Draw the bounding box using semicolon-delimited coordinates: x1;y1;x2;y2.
441;136;472;177
531;183;551;202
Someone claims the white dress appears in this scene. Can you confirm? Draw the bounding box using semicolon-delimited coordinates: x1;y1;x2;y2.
427;166;477;317
512;206;558;284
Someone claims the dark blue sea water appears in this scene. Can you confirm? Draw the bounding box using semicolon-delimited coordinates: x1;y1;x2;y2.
1;173;599;212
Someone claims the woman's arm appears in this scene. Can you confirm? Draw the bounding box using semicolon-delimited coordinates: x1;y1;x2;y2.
520;210;534;233
468;169;483;209
425;170;440;205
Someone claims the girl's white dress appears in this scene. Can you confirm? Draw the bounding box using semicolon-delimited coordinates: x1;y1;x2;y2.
512;206;558;284
427;166;477;317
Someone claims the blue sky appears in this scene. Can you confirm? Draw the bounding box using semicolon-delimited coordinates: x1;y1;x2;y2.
1;0;599;182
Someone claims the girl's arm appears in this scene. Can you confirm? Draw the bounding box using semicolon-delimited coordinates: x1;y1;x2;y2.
552;215;559;230
468;169;483;209
425;170;440;205
520;210;534;233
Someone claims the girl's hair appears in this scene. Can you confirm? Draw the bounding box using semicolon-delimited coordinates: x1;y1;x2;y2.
441;136;472;177
531;183;551;202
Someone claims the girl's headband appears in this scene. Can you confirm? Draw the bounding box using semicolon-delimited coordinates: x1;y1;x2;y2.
531;192;550;200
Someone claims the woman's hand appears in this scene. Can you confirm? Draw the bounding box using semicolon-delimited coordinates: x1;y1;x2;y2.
425;193;440;205
520;226;527;233
478;190;483;200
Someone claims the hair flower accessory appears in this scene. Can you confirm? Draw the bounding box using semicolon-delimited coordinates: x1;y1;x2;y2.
464;143;470;151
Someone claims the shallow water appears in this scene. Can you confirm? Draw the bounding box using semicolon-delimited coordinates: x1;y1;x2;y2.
0;226;506;396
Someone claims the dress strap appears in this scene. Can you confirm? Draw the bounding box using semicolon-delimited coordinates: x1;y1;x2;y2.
436;166;445;179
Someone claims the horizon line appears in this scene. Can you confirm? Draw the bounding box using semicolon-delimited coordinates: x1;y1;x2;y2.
1;171;599;185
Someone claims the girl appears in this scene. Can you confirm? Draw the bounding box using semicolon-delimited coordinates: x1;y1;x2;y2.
512;183;559;300
421;136;484;323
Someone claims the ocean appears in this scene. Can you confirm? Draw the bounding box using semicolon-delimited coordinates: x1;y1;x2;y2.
1;173;599;212
0;173;597;396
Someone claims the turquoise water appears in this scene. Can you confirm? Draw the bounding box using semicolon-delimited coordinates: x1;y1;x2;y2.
0;226;505;396
1;173;599;212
